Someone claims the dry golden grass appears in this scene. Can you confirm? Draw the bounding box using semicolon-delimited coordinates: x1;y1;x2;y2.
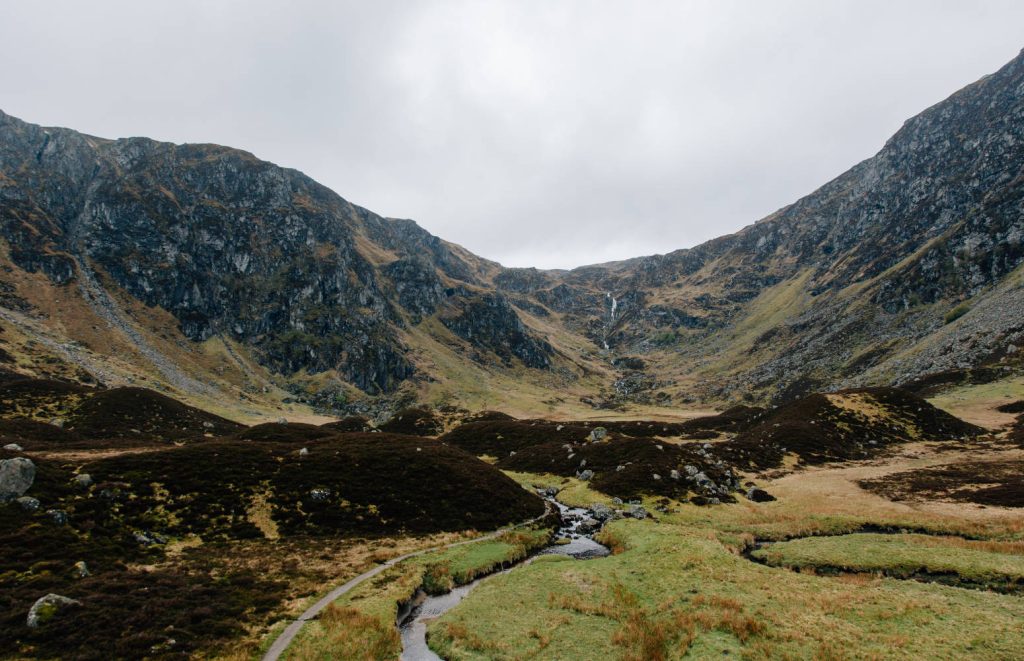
754;441;1024;537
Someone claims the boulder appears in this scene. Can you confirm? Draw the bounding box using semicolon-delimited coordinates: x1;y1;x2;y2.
577;469;594;481
745;487;776;503
308;487;332;502
0;457;35;502
590;503;613;521
16;496;40;513
626;504;648;519
27;594;81;628
47;509;68;525
74;474;93;488
3;443;23;451
588;427;607;442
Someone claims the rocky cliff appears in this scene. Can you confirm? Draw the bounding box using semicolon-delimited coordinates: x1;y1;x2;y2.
1;50;1023;415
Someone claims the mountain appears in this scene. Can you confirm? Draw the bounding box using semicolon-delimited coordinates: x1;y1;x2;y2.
1;50;1023;419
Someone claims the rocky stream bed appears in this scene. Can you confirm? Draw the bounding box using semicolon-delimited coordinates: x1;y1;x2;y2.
397;492;613;661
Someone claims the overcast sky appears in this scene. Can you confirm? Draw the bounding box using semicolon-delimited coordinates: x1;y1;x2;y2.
2;2;1022;269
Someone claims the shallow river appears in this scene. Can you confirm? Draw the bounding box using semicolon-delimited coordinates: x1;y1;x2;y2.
398;496;610;660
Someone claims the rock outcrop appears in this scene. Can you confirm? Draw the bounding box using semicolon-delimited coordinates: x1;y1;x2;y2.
2;49;1024;405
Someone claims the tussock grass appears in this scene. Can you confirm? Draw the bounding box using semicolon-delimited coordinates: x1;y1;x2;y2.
285;605;400;660
753;533;1024;589
425;463;1024;660
284;527;552;660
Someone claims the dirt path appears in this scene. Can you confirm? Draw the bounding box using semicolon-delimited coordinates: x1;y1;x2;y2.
260;506;551;661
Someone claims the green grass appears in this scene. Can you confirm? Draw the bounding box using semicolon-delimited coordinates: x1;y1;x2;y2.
425;481;1024;660
283;527;552;660
502;471;615;508
752;533;1024;588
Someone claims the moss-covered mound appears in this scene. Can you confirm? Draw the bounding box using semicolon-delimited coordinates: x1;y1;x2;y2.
77;434;542;538
320;416;373;432
719;387;982;470
65;387;244;442
377;407;444;436
234;421;337;443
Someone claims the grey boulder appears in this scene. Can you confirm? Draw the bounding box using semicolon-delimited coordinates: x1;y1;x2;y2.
27;594;81;628
16;496;40;513
0;457;36;502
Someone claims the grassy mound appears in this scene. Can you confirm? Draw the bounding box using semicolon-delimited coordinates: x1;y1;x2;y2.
751;533;1024;593
234;422;337;443
77;434;543;538
65;387;244;442
441;408;766;455
498;437;738;502
719;388;982;470
677;405;767;435
441;420;593;456
461;410;516;423
377;407;444;436
320;416;373;432
902;367;1011;397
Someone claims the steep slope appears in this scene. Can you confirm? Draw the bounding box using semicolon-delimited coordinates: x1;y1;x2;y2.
0;110;578;416
494;49;1024;403
2;50;1024;414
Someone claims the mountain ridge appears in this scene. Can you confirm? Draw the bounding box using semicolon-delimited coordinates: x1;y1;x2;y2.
1;49;1022;418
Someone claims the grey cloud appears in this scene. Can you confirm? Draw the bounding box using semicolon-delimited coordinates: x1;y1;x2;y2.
2;0;1023;268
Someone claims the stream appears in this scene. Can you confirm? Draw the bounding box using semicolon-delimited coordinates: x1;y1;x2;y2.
398;494;610;661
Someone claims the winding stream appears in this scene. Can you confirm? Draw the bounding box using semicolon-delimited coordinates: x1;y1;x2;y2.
398;495;610;661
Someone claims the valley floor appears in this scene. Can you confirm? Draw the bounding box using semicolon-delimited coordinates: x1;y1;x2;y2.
294;438;1024;660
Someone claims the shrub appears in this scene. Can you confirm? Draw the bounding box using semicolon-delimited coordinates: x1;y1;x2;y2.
944;303;970;324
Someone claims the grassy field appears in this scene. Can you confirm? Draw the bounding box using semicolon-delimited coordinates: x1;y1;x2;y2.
751;533;1024;590
425;444;1024;660
281;527;552;660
